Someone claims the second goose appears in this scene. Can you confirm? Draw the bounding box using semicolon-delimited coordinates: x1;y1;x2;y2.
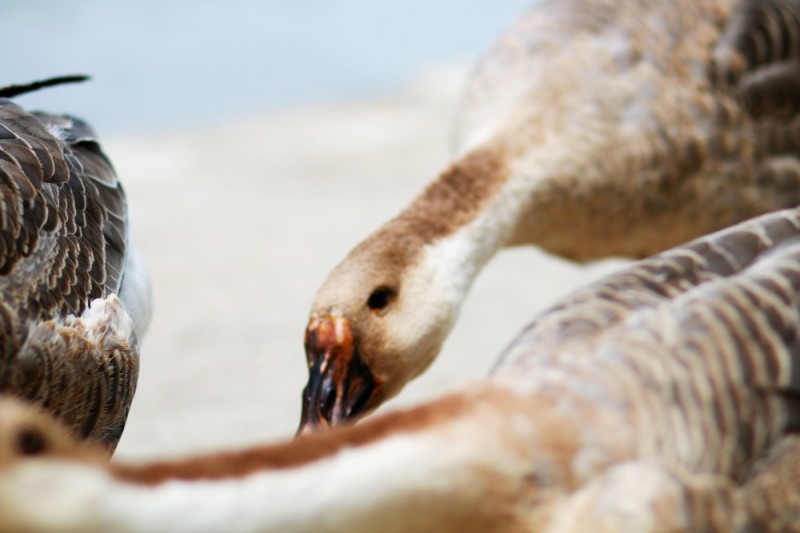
300;0;800;432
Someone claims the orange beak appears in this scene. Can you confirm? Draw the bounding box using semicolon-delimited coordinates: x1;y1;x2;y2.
297;316;381;435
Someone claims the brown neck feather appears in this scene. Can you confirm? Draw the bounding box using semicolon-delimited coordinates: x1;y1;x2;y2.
344;143;509;276
110;393;472;486
399;143;509;242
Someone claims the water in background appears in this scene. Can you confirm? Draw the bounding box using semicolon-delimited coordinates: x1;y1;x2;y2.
4;1;533;136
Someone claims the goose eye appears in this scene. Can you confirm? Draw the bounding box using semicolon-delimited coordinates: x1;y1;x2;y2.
15;427;46;456
367;287;394;311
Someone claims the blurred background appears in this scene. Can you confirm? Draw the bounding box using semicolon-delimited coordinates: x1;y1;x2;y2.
6;0;533;136
4;1;627;460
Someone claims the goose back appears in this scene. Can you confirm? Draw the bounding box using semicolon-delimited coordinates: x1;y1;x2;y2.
0;90;143;451
494;206;800;480
457;0;800;260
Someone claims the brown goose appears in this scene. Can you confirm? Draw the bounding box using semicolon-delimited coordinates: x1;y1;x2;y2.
0;76;151;452
300;0;800;432
2;207;800;531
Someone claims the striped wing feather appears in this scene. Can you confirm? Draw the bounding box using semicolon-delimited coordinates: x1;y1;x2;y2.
495;207;800;478
0;98;134;450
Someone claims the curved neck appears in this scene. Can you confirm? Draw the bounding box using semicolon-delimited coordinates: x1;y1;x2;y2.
112;393;473;485
3;389;549;533
398;141;537;309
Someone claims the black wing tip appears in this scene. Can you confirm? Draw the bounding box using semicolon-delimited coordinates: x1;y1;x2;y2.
0;75;91;99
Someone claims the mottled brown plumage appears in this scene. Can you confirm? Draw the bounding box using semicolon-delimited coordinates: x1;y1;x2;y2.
302;0;800;432
0;83;149;453
495;206;800;530
495;209;800;474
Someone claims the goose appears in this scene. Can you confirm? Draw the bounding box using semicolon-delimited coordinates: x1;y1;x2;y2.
300;0;800;432
3;206;800;531
0;76;152;452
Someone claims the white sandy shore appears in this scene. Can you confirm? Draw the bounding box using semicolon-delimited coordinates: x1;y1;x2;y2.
109;66;629;461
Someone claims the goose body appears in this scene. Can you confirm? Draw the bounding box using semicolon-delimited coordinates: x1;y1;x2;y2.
0;79;151;451
3;207;800;530
300;0;800;431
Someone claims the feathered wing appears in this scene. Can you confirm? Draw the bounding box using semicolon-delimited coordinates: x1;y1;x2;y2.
496;206;800;476
496;207;800;528
495;207;800;361
0;98;138;451
0;101;127;317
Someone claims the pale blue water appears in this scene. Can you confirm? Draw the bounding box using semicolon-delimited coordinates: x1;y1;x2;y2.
4;1;533;135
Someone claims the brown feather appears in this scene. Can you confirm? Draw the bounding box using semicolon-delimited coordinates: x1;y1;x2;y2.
0;97;139;452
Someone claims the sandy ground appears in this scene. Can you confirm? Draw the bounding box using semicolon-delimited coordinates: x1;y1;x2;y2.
109;65;629;461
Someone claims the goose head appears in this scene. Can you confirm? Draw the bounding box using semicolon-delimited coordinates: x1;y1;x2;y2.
0;396;100;468
299;220;465;433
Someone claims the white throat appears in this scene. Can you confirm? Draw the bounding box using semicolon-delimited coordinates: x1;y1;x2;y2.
418;158;544;313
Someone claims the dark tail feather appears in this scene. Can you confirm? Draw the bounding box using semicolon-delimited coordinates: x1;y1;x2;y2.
0;75;90;99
